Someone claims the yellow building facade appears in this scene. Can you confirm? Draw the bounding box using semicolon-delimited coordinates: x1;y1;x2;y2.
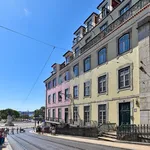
44;0;150;126
69;0;150;126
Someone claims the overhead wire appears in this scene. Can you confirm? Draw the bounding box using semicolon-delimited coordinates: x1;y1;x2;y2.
0;25;67;50
23;47;56;104
0;25;68;103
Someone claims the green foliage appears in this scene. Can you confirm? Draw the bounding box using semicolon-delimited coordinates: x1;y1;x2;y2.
34;106;45;119
20;114;30;119
0;108;20;119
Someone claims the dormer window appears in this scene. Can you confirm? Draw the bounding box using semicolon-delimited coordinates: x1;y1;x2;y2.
66;56;70;64
87;19;93;32
53;66;56;73
102;4;108;18
75;47;80;57
76;31;81;42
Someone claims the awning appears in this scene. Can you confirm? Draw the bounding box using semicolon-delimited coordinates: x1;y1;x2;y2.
45;120;61;125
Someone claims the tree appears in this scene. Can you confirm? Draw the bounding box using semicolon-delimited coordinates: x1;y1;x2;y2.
34;106;45;120
0;109;20;120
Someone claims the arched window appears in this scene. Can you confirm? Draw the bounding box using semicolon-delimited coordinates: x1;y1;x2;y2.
98;48;107;65
118;33;130;54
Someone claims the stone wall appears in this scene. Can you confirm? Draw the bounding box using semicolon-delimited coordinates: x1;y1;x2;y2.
138;18;150;124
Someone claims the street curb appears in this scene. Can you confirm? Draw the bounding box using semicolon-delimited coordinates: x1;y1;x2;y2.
114;139;150;146
30;131;150;149
98;137;150;146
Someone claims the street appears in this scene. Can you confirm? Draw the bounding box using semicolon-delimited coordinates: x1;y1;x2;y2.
7;129;126;150
0;121;34;129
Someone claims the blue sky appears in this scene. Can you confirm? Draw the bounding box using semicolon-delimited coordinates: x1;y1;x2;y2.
0;0;101;111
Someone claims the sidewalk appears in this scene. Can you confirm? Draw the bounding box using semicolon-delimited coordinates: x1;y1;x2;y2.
31;131;150;150
0;138;12;150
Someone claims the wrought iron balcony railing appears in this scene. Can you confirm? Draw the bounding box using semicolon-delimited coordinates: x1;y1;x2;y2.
80;0;150;54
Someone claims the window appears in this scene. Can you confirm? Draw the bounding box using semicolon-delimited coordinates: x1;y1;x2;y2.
84;81;91;97
98;104;106;124
53;66;56;73
66;56;70;64
52;109;55;119
85;36;91;43
73;107;78;122
65;71;70;81
76;31;81;42
118;66;130;89
73;64;79;77
48;95;51;104
84;56;91;72
98;48;107;65
65;88;69;100
53;93;56;103
48;109;51;118
100;22;107;31
75;47;80;57
58;91;62;102
118;33;130;54
102;4;108;18
47;81;51;89
98;75;107;93
53;78;56;87
120;4;130;15
73;86;78;99
84;106;90;123
58;75;62;84
58;108;62;119
87;19;92;32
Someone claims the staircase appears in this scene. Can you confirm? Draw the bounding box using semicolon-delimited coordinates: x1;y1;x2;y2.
98;132;117;142
98;123;117;142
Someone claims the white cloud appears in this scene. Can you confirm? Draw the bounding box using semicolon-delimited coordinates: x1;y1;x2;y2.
24;8;31;16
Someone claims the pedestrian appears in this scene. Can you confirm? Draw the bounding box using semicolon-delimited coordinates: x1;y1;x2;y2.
20;127;21;133
11;128;14;135
17;127;19;134
0;130;4;146
3;128;7;142
7;128;9;135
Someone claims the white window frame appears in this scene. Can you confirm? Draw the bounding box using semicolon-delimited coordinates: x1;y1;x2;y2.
73;85;79;99
117;63;133;93
119;66;130;89
65;88;69;100
87;19;92;32
84;81;91;97
48;95;51;104
58;108;62;119
53;93;56;103
73;106;78;122
84;105;90;123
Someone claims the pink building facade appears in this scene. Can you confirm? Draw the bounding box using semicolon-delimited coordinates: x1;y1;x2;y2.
46;81;71;123
44;51;73;124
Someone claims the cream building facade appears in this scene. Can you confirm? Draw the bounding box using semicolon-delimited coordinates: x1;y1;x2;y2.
44;0;150;126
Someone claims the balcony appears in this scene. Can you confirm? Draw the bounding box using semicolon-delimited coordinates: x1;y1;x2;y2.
80;0;149;54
